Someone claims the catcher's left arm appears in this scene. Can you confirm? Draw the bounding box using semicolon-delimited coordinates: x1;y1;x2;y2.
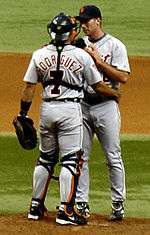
19;82;36;116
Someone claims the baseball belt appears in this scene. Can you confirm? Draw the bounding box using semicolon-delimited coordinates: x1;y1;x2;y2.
43;97;82;103
83;92;115;105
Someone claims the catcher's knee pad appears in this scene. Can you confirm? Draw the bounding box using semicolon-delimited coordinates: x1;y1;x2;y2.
61;149;84;176
60;150;84;212
37;150;59;173
61;149;84;193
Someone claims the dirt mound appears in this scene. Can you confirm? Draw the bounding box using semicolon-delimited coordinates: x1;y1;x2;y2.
0;213;150;235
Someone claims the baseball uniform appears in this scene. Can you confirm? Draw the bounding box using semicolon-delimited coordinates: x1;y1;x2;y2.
24;43;103;218
76;33;130;205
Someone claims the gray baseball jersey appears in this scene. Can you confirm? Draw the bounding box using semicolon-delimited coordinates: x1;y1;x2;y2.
23;43;103;155
83;33;130;95
23;44;102;101
76;33;130;203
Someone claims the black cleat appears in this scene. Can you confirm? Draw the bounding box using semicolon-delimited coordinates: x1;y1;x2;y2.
28;200;48;220
74;202;90;219
110;201;124;221
56;209;87;225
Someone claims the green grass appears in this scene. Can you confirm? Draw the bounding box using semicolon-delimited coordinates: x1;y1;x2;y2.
0;0;149;55
0;135;150;218
89;138;150;217
0;135;60;214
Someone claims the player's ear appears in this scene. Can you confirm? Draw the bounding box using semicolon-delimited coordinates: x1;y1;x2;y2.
96;17;102;26
70;29;78;43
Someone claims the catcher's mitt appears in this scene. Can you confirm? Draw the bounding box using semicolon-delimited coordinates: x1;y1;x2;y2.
13;116;37;150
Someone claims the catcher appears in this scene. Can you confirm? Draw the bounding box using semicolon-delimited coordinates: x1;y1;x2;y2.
13;12;120;225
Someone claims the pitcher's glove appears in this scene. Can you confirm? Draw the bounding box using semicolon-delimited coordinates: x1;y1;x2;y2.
73;38;86;49
13;115;37;150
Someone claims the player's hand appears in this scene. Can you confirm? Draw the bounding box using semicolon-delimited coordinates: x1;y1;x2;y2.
85;44;102;64
13;113;28;125
114;89;121;103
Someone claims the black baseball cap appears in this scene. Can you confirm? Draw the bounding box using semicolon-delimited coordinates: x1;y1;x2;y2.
76;5;102;21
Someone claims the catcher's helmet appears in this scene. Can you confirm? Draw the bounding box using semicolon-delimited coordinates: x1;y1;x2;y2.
47;12;79;44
